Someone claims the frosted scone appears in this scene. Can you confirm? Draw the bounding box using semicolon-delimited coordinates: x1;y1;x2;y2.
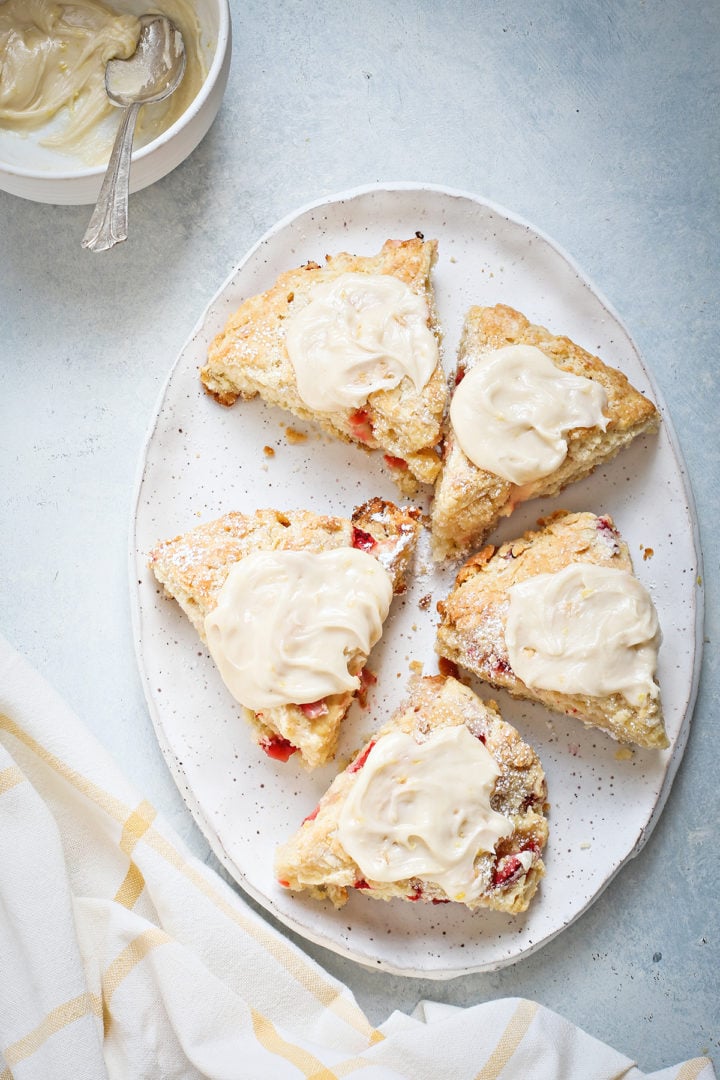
201;238;447;494
148;499;421;768
275;675;548;912
436;511;667;749
431;304;659;560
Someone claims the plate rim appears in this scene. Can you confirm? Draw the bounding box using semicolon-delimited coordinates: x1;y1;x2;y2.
128;180;704;979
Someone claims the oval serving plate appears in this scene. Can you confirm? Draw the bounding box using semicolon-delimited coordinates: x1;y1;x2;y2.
130;183;702;978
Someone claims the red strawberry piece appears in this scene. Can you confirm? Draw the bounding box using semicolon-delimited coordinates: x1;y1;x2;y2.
349;408;374;443
299;699;329;719
492;855;523;887
348;740;376;773
351;526;377;552
383;454;408;470
260;735;298;762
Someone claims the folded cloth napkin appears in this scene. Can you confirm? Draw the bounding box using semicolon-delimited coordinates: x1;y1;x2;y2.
0;635;714;1080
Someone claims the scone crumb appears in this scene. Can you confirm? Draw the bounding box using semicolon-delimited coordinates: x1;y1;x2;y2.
615;746;635;761
285;426;308;444
641;546;654;560
579;841;592;850
263;445;276;457
409;660;423;674
418;593;432;611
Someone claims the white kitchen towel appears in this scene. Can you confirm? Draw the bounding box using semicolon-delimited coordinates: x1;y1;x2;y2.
0;635;714;1080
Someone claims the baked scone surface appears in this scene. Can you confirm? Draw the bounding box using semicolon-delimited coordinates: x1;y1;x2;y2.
430;304;660;560
201;238;448;494
436;511;668;749
275;675;548;912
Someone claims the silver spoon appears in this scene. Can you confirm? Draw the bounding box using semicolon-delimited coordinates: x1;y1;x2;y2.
82;15;186;253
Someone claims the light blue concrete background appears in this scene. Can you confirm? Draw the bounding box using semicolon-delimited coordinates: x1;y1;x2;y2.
1;0;717;1071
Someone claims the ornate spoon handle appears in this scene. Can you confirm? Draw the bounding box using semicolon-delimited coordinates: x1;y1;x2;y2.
81;101;141;253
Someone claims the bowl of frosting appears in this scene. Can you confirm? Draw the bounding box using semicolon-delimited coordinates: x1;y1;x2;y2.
0;0;231;204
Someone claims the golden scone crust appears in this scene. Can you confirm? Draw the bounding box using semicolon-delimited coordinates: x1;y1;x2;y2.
201;238;447;493
436;511;668;749
430;304;660;560
275;674;549;913
148;499;421;768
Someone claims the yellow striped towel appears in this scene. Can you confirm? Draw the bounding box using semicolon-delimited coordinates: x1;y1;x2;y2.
0;636;714;1080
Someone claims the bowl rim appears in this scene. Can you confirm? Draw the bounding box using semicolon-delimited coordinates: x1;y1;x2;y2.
0;0;231;180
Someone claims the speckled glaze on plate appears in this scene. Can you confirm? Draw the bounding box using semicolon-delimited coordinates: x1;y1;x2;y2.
130;183;703;978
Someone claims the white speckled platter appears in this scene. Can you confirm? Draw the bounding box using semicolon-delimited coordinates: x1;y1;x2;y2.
130;183;703;978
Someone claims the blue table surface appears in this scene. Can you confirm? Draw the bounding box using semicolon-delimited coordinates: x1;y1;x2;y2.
1;1;718;1072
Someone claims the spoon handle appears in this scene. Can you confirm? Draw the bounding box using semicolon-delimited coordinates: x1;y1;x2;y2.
81;101;141;253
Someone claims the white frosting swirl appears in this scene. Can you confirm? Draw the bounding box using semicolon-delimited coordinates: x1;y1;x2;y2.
204;548;393;711
286;272;438;411
450;344;609;484
506;563;660;705
337;726;513;902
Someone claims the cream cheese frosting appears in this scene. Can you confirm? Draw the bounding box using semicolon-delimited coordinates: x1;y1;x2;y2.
0;0;205;163
450;344;609;484
336;725;513;902
285;272;438;412
204;548;393;711
505;563;661;705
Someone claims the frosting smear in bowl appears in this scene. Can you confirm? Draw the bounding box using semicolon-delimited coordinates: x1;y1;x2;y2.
0;0;206;164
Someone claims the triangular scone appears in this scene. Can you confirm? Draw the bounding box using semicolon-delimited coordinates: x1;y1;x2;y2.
431;304;659;560
436;511;668;749
148;498;421;768
201;238;447;494
275;675;548;913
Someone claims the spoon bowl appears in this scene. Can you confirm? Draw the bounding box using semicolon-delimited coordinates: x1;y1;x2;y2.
82;15;186;252
106;16;186;108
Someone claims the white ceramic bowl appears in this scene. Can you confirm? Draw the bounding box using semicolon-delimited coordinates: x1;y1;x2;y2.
0;0;231;205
